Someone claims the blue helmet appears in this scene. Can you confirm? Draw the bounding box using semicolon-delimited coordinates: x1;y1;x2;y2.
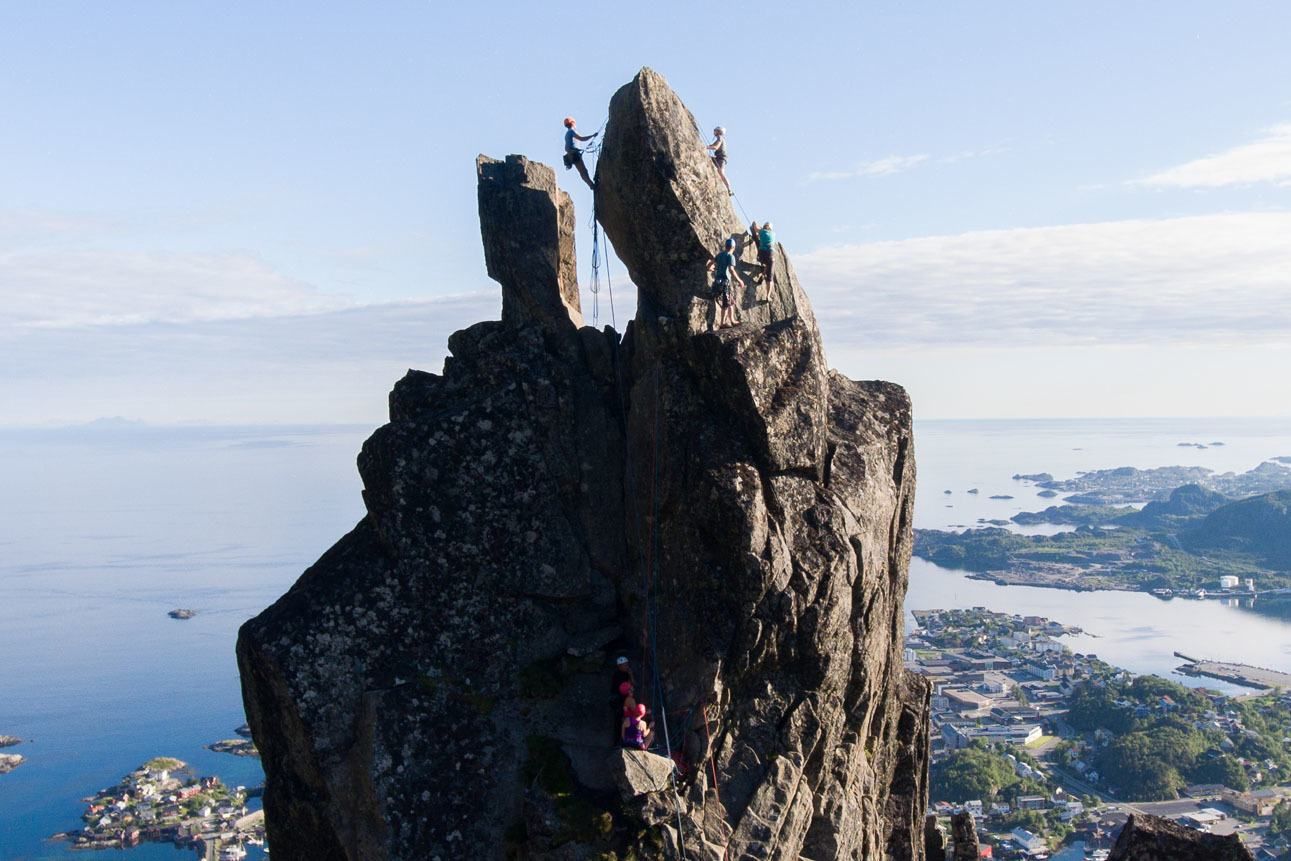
724;238;735;249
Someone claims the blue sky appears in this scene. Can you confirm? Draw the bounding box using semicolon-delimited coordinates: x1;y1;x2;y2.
3;2;1290;423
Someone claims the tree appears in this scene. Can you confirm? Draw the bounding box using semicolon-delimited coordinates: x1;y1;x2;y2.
932;743;1019;804
1270;800;1291;838
1188;753;1249;791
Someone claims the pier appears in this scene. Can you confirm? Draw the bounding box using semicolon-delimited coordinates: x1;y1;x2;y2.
1175;656;1291;691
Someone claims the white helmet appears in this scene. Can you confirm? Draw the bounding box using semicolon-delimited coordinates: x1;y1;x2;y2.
714;126;725;135
763;222;773;230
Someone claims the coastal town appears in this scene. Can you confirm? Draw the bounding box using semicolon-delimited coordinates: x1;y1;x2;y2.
910;607;1291;859
53;757;265;858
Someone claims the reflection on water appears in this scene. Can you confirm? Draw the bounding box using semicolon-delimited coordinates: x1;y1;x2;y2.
905;559;1291;696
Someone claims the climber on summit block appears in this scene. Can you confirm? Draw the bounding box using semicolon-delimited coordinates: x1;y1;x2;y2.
707;126;731;194
562;116;597;191
706;237;744;330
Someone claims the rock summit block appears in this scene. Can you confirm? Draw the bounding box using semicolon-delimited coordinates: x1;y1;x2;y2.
239;69;928;861
476;153;583;330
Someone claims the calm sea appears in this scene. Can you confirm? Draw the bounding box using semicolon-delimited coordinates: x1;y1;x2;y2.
1;417;1289;857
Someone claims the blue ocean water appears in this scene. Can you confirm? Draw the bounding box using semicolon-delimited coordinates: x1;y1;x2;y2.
1;417;1289;857
0;425;370;860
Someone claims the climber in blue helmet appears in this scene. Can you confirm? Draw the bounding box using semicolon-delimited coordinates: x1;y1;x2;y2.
563;116;597;191
706;237;744;330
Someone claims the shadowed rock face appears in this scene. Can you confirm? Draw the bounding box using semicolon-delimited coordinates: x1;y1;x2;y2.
1107;814;1253;861
924;814;946;861
477;153;583;330
949;812;979;861
238;67;928;861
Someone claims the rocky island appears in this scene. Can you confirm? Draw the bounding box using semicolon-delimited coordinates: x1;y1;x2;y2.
1022;461;1291;506
237;68;930;860
1;735;25;774
53;757;261;852
207;738;259;758
917;469;1291;597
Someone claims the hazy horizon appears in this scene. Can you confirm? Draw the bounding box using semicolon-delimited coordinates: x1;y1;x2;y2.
3;2;1289;425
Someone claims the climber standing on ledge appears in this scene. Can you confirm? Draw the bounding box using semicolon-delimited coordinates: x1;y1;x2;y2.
706;238;744;330
707;126;731;194
610;656;634;744
756;221;775;296
563;117;597;191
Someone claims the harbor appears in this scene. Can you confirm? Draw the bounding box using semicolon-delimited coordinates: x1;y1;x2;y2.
1174;653;1291;692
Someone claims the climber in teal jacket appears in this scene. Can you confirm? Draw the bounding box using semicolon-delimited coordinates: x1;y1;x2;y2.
756;221;775;294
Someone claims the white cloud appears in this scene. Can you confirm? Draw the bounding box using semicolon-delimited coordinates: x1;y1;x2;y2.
807;145;1008;182
0;294;500;424
797;212;1291;348
940;145;1010;164
1137;124;1291;188
807;154;929;182
0;250;352;329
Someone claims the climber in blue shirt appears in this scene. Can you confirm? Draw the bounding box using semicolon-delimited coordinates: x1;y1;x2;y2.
563;116;597;191
706;238;744;330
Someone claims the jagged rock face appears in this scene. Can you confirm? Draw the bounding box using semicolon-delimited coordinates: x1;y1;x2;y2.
1108;814;1253;861
924;815;946;861
949;812;979;861
238;67;928;861
477;153;583;330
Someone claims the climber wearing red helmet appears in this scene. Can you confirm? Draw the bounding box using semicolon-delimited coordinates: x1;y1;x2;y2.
562;116;597;191
621;703;652;750
610;655;635;744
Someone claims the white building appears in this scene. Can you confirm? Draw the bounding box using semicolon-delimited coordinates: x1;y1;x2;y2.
1011;827;1047;853
1219;575;1240;589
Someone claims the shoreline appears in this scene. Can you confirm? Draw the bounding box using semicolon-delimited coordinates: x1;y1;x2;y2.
942;565;1284;602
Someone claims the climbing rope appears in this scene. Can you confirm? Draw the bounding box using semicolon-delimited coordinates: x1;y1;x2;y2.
640;364;688;857
587;205;617;331
588;213;602;328
730;191;753;225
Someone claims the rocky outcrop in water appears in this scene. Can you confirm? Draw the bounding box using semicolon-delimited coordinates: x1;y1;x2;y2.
237;67;927;860
1107;813;1253;861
